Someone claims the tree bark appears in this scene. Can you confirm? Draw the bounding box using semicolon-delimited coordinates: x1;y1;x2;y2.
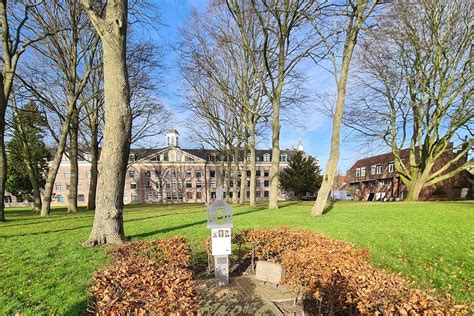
41;114;72;216
225;149;231;202
249;119;256;207
239;142;248;205
268;98;281;209
0;95;6;221
68;106;79;213
405;181;424;201
232;143;239;204
83;0;131;246
87;120;99;211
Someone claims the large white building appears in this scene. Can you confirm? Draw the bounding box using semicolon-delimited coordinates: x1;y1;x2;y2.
46;129;303;206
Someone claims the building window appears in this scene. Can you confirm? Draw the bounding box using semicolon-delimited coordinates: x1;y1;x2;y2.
157;193;163;201
196;192;202;199
355;168;361;177
78;183;83;190
196;180;202;188
66;183;70;190
388;161;394;173
264;169;269;177
195;170;202;178
129;170;135;178
264;180;269;187
55;183;62;190
280;154;288;162
78;194;85;202
246;170;251;177
371;165;376;175
145;181;152;189
376;164;383;175
167;192;172;200
130;182;137;189
163;153;169;161
123;193;128;202
186;170;192;178
264;191;269;198
210;179;217;189
256;180;261;188
171;182;178;190
4;196;12;203
131;193;138;202
256;170;261;177
263;153;270;162
186;192;193;200
144;170;151;178
129;154;136;162
186;181;192;188
210;170;216;178
146;193;153;202
361;167;366;177
256;191;261;198
156;182;162;189
165;182;171;189
57;194;64;202
16;196;23;203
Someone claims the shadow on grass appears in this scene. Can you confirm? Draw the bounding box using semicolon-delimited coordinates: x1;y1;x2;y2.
322;201;336;215
129;206;266;239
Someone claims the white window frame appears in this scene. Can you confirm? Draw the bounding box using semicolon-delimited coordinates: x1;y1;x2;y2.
263;153;270;162
388;161;394;173
361;167;366;177
371;165;376;175
376;164;383;175
355;168;361;177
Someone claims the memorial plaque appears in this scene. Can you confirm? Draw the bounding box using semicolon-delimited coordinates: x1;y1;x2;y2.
214;255;229;286
211;228;232;255
255;261;285;285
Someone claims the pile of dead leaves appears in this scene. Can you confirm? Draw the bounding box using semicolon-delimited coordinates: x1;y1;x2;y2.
235;227;470;315
90;237;196;315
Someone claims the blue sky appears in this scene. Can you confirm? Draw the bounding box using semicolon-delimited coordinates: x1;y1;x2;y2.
147;0;382;173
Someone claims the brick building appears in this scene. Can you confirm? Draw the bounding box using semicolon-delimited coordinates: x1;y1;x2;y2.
347;148;472;201
49;129;301;206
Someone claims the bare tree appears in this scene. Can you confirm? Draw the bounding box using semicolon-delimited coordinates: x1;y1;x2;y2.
344;0;473;201
0;0;50;221
82;0;131;245
227;0;321;209
19;0;98;216
311;0;378;216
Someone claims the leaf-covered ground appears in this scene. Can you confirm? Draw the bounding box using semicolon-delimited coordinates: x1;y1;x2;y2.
0;201;472;314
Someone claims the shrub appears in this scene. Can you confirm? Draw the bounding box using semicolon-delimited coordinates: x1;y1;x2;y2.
91;237;196;315
235;228;469;315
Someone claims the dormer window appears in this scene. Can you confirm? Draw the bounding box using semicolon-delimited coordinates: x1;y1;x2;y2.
388;161;394;173
263;153;270;162
280;153;288;162
129;153;136;162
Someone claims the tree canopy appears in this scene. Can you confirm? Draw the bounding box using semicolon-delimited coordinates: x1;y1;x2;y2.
280;151;322;199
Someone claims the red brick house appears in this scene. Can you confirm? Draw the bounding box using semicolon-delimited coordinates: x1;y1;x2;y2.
347;148;472;201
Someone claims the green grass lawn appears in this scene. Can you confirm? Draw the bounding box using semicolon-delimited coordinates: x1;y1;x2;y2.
0;201;473;314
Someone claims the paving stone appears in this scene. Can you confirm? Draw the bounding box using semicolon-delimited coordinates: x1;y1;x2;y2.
195;276;297;315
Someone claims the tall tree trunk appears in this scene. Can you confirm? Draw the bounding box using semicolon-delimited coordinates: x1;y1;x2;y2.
68;107;79;213
87;121;99;210
232;143;239;204
268;98;281;209
249;119;256;207
239;143;248;205
225;149;231;203
41;115;72;216
311;41;356;216
83;0;131;245
0;97;6;222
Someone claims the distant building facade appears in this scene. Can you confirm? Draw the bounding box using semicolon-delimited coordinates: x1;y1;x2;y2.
49;129;302;206
347;148;472;201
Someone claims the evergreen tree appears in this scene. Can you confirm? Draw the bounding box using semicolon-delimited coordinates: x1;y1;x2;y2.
7;102;49;211
279;151;322;200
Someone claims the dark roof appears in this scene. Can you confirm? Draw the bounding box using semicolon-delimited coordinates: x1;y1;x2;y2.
130;147;299;162
348;149;410;170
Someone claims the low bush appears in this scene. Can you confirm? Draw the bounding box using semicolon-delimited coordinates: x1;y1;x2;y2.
91;237;196;315
235;227;470;315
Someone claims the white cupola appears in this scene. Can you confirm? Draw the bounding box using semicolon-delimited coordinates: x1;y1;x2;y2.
166;129;179;147
297;139;304;151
